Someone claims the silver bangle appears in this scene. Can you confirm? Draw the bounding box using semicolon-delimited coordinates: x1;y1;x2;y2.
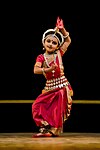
63;33;69;39
42;67;45;75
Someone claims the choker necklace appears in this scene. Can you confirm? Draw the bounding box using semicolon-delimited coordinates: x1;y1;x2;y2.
45;50;57;55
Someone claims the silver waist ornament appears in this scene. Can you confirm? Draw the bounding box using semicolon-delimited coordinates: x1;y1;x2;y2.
44;76;69;90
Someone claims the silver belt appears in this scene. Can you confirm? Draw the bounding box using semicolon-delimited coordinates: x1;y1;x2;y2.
44;76;69;90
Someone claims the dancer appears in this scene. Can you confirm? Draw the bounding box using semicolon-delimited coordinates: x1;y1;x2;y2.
32;17;73;137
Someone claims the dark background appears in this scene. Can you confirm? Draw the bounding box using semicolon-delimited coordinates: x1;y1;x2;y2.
0;2;100;100
0;2;100;133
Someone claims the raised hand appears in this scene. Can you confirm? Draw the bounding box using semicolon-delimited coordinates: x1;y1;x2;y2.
56;16;64;29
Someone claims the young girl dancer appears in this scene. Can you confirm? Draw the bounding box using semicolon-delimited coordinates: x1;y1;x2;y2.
32;17;73;137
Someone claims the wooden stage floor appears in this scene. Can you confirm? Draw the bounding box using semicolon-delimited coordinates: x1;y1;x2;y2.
0;133;100;150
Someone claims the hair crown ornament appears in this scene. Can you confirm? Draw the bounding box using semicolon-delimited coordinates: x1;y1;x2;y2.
42;27;64;47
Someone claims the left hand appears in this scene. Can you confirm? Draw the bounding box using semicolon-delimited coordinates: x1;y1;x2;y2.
56;17;64;29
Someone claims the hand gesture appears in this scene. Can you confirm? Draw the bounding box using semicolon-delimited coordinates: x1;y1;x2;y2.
50;63;58;71
56;16;64;29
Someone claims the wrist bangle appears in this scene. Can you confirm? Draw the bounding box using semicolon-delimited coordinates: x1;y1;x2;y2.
63;33;69;39
42;67;46;75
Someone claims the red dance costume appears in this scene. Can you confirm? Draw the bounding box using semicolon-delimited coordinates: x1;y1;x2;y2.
32;49;73;137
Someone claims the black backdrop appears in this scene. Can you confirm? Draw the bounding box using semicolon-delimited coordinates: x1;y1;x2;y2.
0;2;100;100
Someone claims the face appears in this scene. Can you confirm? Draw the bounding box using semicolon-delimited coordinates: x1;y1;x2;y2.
43;35;59;53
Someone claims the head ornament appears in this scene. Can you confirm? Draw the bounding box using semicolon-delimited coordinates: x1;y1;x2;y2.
42;27;64;47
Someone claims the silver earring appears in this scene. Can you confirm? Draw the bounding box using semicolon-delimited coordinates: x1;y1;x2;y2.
43;47;45;50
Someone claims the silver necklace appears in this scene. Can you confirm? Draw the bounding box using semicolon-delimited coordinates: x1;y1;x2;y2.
44;53;56;76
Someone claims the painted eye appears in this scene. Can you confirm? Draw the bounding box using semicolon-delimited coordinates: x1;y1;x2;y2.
46;39;51;43
52;41;57;45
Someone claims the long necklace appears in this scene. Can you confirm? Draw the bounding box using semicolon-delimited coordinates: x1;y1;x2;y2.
44;53;56;77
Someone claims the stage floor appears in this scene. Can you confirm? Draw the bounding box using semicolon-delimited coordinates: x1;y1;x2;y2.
0;132;100;150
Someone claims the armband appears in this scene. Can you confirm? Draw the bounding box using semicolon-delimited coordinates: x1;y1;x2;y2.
34;65;41;68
